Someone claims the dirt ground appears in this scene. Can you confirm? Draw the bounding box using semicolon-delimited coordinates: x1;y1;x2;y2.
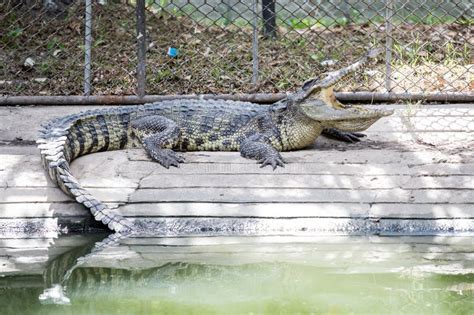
1;2;472;96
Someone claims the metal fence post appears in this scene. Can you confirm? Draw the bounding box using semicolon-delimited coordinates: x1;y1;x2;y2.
252;0;259;85
385;0;394;92
84;0;92;96
136;0;147;98
262;0;276;39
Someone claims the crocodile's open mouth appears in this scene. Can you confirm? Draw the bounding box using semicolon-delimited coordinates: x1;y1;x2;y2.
295;48;393;131
300;97;394;132
328;107;394;131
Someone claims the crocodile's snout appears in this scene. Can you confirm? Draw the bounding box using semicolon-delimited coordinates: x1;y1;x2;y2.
330;107;394;132
300;98;394;132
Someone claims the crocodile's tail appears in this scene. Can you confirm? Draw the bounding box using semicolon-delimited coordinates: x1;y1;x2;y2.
41;231;133;305
37;107;137;233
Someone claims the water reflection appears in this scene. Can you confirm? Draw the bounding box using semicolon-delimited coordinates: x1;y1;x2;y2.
0;234;472;314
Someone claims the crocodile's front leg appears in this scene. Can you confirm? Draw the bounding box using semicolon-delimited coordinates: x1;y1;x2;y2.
240;134;285;170
131;115;185;168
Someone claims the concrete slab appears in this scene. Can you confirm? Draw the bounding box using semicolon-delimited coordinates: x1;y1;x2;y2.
0;104;473;237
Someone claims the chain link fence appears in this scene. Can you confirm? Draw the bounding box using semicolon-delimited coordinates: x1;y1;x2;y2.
1;0;472;100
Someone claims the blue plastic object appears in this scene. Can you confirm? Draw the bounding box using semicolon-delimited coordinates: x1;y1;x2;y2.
168;47;179;57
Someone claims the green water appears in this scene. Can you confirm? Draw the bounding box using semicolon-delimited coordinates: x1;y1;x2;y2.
1;235;472;315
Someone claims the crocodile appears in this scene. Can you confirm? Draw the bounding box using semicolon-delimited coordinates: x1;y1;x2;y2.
37;49;393;234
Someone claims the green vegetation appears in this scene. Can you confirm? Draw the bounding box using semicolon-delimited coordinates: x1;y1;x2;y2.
46;37;65;52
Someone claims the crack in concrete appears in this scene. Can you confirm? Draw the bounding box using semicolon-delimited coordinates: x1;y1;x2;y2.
125;170;155;206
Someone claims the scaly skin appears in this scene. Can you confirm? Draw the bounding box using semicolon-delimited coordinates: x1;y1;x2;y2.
37;49;393;233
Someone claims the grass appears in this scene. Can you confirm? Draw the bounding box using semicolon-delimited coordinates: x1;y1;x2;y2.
0;2;472;96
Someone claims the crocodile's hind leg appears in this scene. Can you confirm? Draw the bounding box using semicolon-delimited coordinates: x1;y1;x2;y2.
322;128;366;143
240;134;285;170
131;115;185;168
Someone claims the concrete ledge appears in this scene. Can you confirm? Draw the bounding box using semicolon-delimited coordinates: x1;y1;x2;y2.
0;104;473;237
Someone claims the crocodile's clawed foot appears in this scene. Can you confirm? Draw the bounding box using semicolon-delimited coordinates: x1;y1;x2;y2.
258;156;285;170
340;132;366;143
151;149;185;168
322;128;366;143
